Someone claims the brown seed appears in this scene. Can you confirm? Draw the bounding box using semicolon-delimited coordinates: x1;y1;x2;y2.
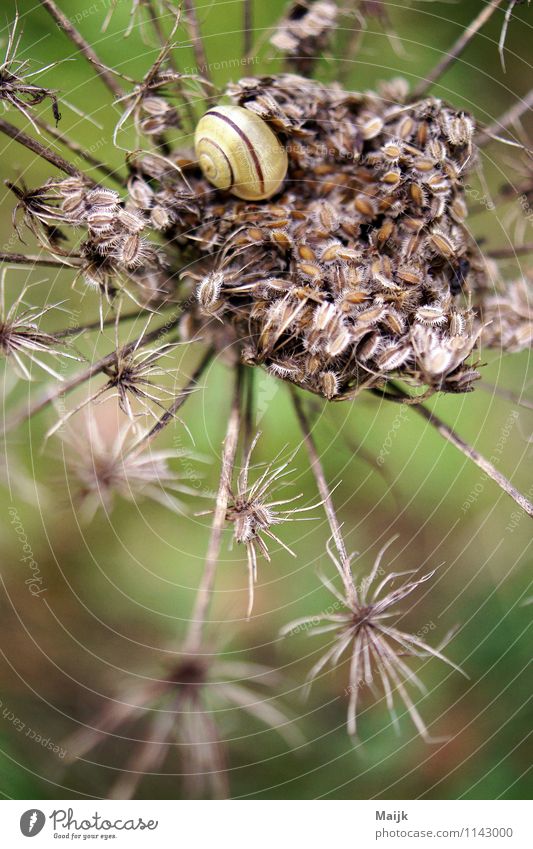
428;230;456;258
298;244;317;261
354;195;375;217
298;261;322;279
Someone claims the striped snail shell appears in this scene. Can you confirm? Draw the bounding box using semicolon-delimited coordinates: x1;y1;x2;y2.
194;105;288;201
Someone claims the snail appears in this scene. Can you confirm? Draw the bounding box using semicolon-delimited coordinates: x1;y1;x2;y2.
194;105;288;201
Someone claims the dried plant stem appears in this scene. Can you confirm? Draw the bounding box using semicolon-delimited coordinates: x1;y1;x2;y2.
185;365;244;651
129;347;214;456
54;308;157;338
412;0;505;98
1;313;182;435
39;0;124;99
243;0;253;57
144;1;197;128
486;243;533;259
182;0;211;82
479;382;533;412
32;116;124;185
243;365;255;456
0;118;91;181
290;387;354;595
0;252;79;269
477;88;533;146
389;385;533;518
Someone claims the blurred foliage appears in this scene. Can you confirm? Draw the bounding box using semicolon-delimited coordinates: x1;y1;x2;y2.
0;0;531;800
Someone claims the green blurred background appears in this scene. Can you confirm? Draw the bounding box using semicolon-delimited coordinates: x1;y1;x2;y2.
0;0;531;800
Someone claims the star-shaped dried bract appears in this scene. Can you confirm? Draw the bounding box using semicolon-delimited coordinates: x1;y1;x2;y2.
282;539;466;740
226;434;320;617
0;272;78;380
58;414;199;520
46;316;184;438
0;13;60;130
65;647;302;799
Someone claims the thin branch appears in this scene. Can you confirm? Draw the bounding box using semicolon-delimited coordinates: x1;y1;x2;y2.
478;381;533;412
486;242;533;259
388;384;533;518
290;386;354;595
0;252;79;269
129;346;214;456
144;1;197;129
54;308;158;338
243;0;253;57
1;312;182;435
182;0;211;82
411;0;505;99
39;0;124;99
0;117;92;181
32;115;125;185
477;88;533;146
185;364;244;651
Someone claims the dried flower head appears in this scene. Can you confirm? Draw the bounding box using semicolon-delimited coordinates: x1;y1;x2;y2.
271;1;338;74
225;434;319;617
65;647;302;799
282;539;466;739
480;274;532;353
0;14;60;129
0;272;76;380
59;414;198;521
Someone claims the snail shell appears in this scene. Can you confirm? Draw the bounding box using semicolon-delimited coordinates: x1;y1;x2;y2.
194;105;288;201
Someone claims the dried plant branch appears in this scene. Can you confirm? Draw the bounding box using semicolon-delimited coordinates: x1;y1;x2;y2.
477;88;533;146
0;117;92;181
243;0;253;57
0;252;78;269
143;2;198;128
128;346;214;455
412;0;505;99
182;0;211;82
290;386;354;598
486;243;533;259
185;365;244;651
32;115;124;184
39;0;124;98
54;308;157;338
388;384;533;518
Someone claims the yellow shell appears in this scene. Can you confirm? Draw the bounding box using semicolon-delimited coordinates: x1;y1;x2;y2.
194;105;288;201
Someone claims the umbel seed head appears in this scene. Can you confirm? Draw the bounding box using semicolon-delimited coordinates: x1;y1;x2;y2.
194;104;289;200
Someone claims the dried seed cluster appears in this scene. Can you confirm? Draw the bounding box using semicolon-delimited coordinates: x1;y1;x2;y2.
270;1;338;73
480;276;533;353
164;75;487;398
15;73;514;401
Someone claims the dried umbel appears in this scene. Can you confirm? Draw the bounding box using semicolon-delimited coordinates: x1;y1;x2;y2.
270;1;338;74
177;75;485;399
65;648;302;799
